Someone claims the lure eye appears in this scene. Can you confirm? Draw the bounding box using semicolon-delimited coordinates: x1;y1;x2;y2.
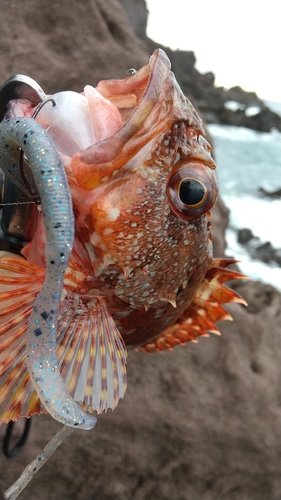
167;162;218;220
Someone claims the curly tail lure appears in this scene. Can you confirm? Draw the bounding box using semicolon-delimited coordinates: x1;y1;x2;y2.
0;117;96;431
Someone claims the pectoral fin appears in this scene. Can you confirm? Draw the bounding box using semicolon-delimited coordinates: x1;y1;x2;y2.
0;257;127;423
56;294;127;413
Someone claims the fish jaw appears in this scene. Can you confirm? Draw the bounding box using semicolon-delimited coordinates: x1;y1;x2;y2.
70;49;215;191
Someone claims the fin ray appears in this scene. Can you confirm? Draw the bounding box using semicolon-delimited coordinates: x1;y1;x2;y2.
56;295;128;413
0;256;127;422
139;259;248;352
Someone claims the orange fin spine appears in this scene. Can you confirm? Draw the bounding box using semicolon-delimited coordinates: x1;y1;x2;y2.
139;258;248;353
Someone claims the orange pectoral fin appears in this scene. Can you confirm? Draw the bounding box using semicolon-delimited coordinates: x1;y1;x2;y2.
0;256;128;422
139;259;248;353
56;295;128;414
0;256;45;423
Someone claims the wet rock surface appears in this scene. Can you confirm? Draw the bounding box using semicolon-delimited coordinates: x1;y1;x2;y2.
259;186;281;199
237;228;281;267
0;1;280;499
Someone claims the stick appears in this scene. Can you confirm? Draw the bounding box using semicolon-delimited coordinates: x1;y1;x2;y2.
4;425;75;500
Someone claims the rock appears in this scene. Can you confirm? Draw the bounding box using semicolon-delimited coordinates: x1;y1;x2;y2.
117;0;148;40
272;248;281;266
211;105;281;132
236;227;281;267
0;0;149;94
254;242;281;267
210;197;230;257
1;280;280;500
244;108;281;133
237;228;256;244
224;86;266;108
259;187;281;199
254;241;275;264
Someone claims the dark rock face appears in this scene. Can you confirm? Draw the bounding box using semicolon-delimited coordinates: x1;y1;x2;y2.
238;228;256;245
210;197;230;257
218;106;281;132
0;1;280;500
0;0;149;94
117;0;148;40
259;186;281;199
254;242;281;266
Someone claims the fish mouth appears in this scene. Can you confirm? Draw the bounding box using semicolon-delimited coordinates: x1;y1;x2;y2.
71;49;213;190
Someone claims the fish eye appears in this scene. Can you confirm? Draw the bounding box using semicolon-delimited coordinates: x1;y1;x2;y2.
179;178;205;205
167;162;218;220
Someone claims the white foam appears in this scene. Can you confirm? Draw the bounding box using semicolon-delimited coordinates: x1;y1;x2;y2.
245;106;261;117
210;123;281;291
224;101;245;112
223;195;281;248
209;123;281;142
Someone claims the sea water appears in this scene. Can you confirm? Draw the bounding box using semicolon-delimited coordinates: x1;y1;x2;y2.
209;102;281;291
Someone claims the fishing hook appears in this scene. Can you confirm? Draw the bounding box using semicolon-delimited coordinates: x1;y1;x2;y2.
3;419;32;459
32;98;56;119
13;97;58;205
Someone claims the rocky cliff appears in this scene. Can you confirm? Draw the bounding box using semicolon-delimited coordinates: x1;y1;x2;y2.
0;1;280;500
119;0;281;133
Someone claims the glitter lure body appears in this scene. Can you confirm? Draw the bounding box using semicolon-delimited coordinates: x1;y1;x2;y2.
0;118;96;430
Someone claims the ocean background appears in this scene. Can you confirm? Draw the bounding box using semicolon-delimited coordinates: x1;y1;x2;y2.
209;100;281;291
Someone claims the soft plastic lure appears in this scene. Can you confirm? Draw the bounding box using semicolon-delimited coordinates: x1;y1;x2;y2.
0;117;96;431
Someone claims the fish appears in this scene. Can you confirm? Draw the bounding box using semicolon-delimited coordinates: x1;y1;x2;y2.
0;49;246;428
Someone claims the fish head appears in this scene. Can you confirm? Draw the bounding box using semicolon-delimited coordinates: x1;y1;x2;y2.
68;50;218;308
8;50;218;309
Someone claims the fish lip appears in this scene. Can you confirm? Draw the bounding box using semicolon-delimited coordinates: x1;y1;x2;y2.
71;49;208;190
76;49;173;165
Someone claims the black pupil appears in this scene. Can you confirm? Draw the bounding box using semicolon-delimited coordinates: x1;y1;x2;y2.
179;179;205;205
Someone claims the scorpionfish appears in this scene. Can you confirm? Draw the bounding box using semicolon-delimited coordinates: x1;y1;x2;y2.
0;49;245;423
